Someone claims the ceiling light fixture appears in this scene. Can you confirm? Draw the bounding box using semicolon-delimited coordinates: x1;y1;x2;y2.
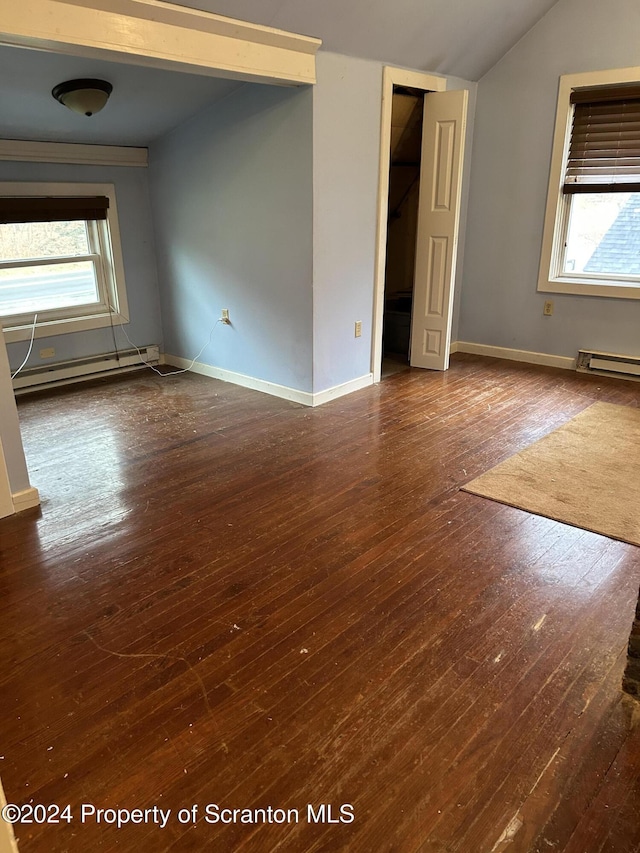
52;79;113;117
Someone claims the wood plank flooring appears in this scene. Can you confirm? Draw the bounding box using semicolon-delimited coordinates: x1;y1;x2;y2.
1;353;639;852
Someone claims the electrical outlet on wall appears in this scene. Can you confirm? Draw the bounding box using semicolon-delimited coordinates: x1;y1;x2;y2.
354;321;362;338
543;300;554;316
39;347;55;359
221;309;230;324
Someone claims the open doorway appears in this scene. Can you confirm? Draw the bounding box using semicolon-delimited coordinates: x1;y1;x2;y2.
0;4;318;515
371;67;468;383
382;86;424;372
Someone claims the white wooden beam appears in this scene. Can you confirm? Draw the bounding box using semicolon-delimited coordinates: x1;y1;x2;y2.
0;0;321;86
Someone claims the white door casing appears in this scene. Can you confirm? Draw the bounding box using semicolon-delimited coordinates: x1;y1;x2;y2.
410;89;468;371
371;67;446;383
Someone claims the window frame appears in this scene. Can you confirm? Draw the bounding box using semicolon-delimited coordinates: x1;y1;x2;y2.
538;66;640;300
0;182;129;342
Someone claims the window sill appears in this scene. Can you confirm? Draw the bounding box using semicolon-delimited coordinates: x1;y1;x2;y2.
2;310;129;344
538;278;640;300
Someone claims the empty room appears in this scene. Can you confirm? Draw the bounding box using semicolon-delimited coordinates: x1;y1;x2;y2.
1;0;639;851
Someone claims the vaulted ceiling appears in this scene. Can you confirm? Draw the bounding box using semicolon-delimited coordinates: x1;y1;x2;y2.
170;0;562;81
0;0;563;146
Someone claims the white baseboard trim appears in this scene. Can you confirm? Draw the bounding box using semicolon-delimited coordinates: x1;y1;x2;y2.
164;356;374;407
164;356;314;405
452;342;575;371
12;486;40;512
312;373;374;406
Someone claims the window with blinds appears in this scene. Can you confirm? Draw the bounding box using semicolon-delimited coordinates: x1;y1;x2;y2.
0;195;109;223
564;87;640;193
0;184;128;339
538;70;640;298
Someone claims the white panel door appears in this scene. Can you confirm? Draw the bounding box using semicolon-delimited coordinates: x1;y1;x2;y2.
410;89;468;370
0;440;14;520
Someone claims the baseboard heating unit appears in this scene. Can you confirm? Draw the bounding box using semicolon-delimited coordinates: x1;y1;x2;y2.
12;346;160;394
576;349;640;382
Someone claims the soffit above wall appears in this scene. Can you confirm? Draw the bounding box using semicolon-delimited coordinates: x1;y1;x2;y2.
0;0;321;86
0;0;321;147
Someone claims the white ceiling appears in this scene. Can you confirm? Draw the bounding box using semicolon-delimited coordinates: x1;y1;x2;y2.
172;0;562;81
0;0;562;147
0;45;242;146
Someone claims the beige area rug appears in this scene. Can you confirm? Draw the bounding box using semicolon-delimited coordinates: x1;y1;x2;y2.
462;402;640;546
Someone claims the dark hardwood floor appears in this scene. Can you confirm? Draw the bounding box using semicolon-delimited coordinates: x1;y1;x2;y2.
1;353;639;852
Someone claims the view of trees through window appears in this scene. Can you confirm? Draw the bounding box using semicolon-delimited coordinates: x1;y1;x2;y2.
0;220;89;262
0;220;99;317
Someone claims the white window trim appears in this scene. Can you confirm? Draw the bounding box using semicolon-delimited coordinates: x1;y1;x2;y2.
0;139;147;167
538;65;640;300
0;182;129;343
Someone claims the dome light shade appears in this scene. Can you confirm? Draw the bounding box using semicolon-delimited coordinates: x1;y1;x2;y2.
52;79;113;117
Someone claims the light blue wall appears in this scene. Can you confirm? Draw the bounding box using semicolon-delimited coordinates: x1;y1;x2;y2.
148;82;314;392
460;0;640;358
147;53;474;398
311;54;476;390
1;161;161;372
312;52;382;392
